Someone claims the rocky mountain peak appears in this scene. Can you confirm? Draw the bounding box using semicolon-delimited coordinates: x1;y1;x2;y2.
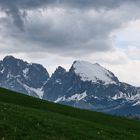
71;60;119;84
0;56;49;98
3;55;16;61
0;56;140;116
51;66;66;80
55;66;66;74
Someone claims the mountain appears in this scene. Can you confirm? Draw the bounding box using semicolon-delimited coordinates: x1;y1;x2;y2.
0;87;140;140
0;56;140;116
43;60;140;115
0;56;49;98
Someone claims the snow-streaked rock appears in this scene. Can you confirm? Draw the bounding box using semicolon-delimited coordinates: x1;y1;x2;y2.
0;56;49;98
133;101;140;106
54;96;66;103
73;61;118;84
0;68;5;74
23;84;44;99
54;91;87;103
23;68;29;79
112;91;140;102
44;60;140;116
67;92;87;101
0;56;140;116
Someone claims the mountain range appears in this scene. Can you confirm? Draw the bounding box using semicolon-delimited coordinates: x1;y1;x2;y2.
0;56;140;116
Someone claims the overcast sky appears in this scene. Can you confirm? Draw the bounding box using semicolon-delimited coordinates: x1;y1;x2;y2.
0;0;140;86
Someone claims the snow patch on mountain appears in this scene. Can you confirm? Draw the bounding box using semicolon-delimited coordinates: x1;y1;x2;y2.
23;84;44;99
54;91;87;103
91;95;100;99
6;72;21;79
112;91;140;107
55;79;62;84
67;91;87;101
73;61;116;84
112;92;128;100
133;101;140;106
0;68;5;74
54;96;66;103
23;68;29;79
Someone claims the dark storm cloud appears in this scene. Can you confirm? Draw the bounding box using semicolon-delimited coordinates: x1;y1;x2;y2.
0;0;140;30
0;0;54;30
24;10;117;54
0;0;140;56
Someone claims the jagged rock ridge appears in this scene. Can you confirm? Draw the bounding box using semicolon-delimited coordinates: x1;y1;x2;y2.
0;56;49;98
0;56;140;116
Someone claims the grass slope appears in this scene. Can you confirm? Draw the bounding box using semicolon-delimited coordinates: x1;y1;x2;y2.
0;88;140;140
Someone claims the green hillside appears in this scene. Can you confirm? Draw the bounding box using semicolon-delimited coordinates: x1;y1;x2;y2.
0;88;140;140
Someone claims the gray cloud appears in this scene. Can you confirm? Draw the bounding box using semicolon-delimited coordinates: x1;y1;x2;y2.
0;9;117;55
0;0;140;30
0;0;52;30
0;0;140;56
